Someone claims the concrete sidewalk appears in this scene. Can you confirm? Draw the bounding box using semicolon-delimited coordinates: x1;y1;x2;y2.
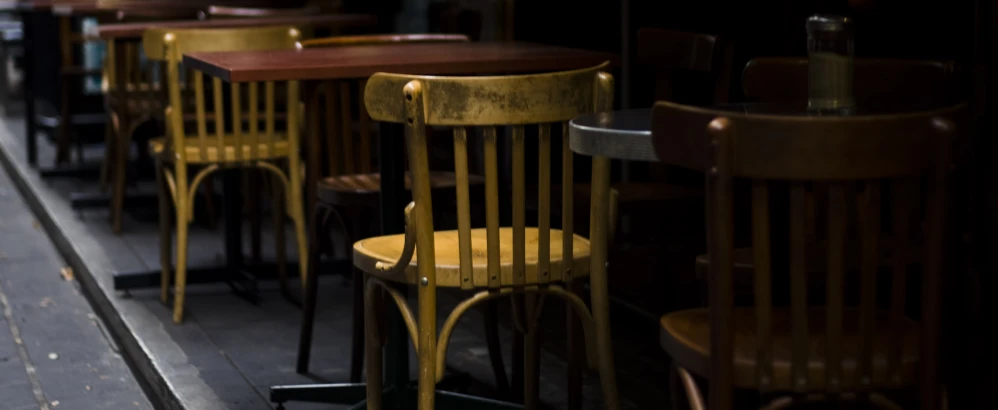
0;167;153;410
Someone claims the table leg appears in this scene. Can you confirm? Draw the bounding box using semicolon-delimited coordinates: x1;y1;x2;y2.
20;11;36;166
378;122;410;409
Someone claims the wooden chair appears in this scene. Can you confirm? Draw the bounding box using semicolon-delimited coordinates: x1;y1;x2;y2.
101;7;207;233
294;33;474;383
694;58;960;297
653;100;962;409
358;62;620;410
143;26;309;324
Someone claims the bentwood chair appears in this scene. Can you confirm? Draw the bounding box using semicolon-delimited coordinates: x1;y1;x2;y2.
693;58;960;300
653;100;962;409
294;33;474;382
101;7;207;233
143;26;309;324
358;62;619;410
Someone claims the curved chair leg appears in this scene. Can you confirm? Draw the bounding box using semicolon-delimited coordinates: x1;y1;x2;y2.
296;203;331;374
672;365;704;410
484;300;510;397
271;174;289;297
155;159;172;304
364;274;384;410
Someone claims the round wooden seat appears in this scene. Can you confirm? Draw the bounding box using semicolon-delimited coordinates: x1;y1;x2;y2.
149;135;290;163
659;308;920;391
353;227;590;287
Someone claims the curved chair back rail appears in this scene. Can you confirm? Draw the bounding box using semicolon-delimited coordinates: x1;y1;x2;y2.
206;5;320;19
298;33;469;177
652;100;965;409
299;33;469;48
742;57;959;108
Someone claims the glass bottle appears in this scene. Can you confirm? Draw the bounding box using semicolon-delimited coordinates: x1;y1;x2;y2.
806;15;855;115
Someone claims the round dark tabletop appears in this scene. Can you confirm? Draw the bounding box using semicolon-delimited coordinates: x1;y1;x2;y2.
570;102;951;161
569;108;656;161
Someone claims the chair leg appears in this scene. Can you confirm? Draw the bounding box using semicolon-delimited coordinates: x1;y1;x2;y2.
100;112;116;193
566;280;585;410
172;183;190;324
111;113;130;234
271;174;289;296
287;161;309;293
297;203;329;375
484;300;511;397
155;159;172;304
364;275;384;410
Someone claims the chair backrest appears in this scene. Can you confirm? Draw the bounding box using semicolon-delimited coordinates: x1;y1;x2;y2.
206;5;319;19
652;100;963;409
142;25;303;163
636;27;733;105
298;33;470;176
742;57;958;109
364;62;613;289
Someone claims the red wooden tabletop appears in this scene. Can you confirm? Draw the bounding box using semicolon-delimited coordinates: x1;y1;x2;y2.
96;13;377;39
183;42;618;83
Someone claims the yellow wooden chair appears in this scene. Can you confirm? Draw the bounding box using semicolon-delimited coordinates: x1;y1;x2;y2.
142;26;309;324
358;63;620;410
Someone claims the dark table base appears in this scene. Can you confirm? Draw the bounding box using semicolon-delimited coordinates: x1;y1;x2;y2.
113;258;353;304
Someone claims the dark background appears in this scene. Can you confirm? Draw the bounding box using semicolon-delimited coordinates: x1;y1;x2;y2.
24;0;997;407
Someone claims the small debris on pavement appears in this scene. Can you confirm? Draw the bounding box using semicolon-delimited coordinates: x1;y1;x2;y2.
51;400;60;407
85;385;91;391
39;297;53;307
60;267;74;281
48;352;58;360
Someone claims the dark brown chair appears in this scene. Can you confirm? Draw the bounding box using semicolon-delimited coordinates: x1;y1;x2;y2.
694;58;960;297
652;100;962;409
294;33;479;382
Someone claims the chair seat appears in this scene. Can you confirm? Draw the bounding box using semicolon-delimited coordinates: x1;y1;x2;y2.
317;171;484;204
149;135;290;163
353;227;590;287
659;308;920;391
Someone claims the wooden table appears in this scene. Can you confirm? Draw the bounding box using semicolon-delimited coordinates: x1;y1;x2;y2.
94;13;377;40
183;41;615;410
